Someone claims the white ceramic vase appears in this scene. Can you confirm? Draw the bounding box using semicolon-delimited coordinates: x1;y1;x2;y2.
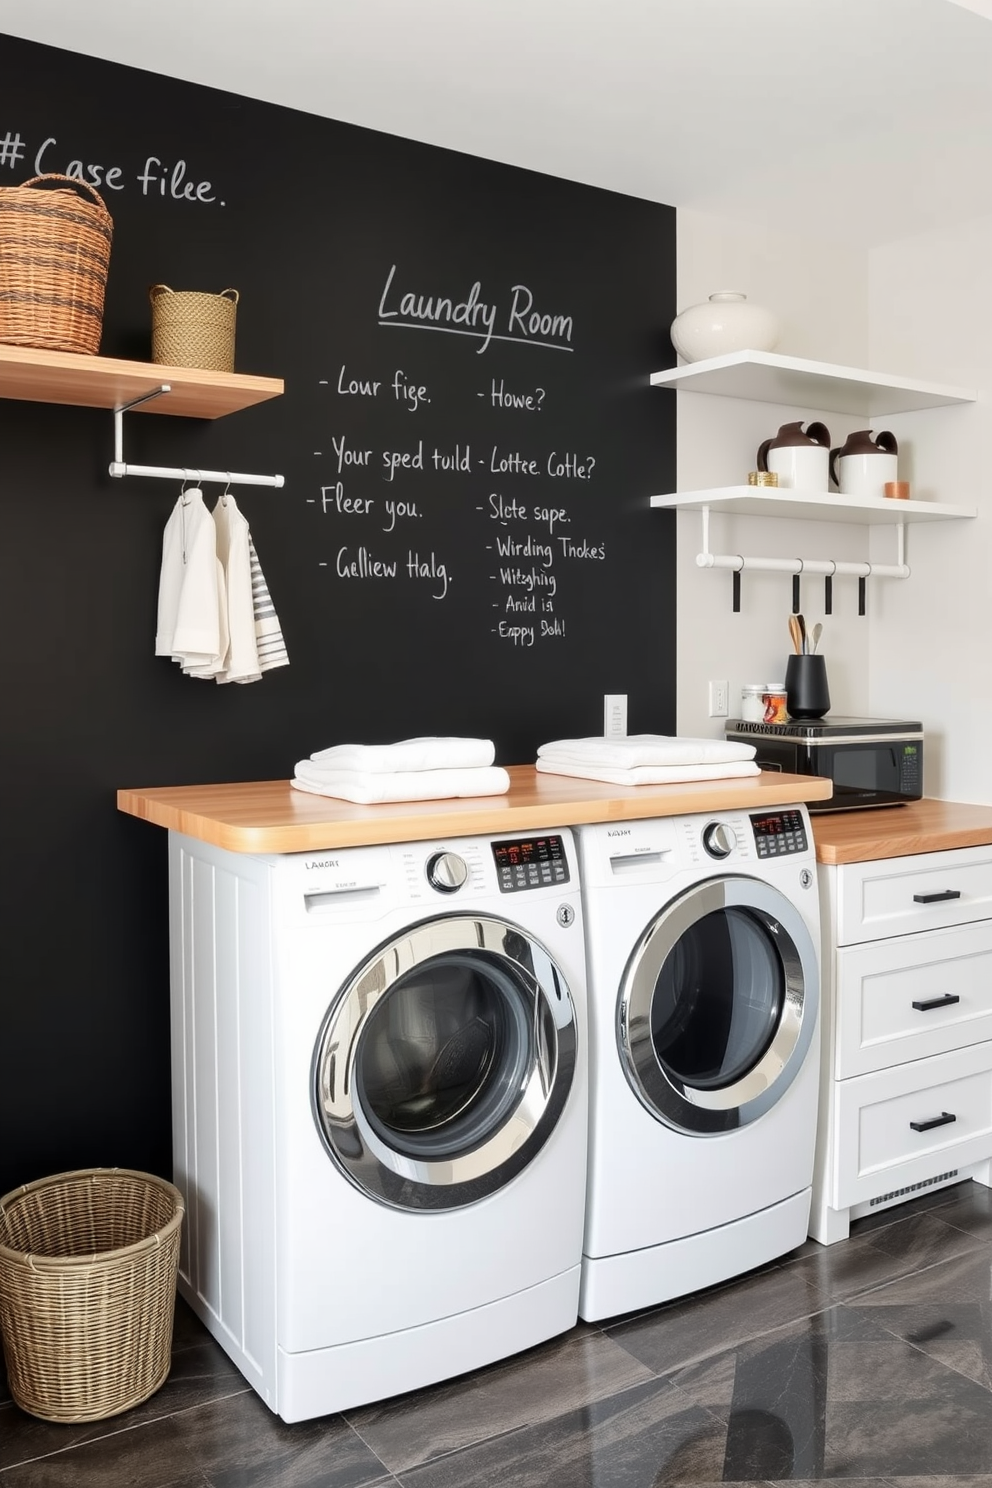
670;291;780;363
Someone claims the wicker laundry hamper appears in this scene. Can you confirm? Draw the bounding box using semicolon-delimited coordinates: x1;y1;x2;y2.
0;1167;184;1423
0;174;113;354
150;283;238;371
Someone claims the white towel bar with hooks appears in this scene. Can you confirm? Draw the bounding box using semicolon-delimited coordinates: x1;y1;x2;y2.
692;500;908;615
694;502;910;579
108;384;285;488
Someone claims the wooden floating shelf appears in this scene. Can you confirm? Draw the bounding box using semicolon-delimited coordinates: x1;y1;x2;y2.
649;487;977;525
650;350;976;417
0;343;284;419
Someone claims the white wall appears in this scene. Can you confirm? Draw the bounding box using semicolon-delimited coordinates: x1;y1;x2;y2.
674;210;873;739
672;206;990;807
869;216;992;804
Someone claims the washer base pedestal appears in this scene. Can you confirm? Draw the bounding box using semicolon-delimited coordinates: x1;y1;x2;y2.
578;1188;811;1322
273;1266;580;1422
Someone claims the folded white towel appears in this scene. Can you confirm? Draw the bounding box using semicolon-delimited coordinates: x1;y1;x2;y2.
536;734;756;769
535;759;760;787
291;764;511;804
308;736;496;773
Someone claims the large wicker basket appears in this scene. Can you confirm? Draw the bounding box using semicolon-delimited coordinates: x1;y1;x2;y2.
150;283;238;371
0;1168;184;1423
0;174;113;355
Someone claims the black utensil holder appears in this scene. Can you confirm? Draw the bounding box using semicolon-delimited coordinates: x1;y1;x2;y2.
785;654;830;719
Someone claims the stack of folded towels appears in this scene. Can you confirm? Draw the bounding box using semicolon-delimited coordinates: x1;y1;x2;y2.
535;734;759;787
292;737;510;804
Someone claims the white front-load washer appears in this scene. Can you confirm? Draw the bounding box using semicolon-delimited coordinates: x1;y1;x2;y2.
167;827;587;1421
575;804;820;1321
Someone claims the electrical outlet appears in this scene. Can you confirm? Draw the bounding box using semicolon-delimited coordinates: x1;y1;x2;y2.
708;679;729;718
604;694;628;738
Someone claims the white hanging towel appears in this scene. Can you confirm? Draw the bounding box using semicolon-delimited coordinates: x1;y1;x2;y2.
183;557;230;679
155;489;227;675
212;494;261;684
308;737;496;772
248;534;289;674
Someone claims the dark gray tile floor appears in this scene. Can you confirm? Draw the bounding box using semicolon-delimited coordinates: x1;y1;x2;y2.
4;1180;992;1486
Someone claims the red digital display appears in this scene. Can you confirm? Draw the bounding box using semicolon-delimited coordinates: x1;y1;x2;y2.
492;835;569;891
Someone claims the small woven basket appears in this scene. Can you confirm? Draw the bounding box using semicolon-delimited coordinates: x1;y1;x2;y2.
0;1167;184;1423
150;283;238;371
0;174;113;355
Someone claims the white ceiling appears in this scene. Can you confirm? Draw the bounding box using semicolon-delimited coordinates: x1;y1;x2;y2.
2;0;992;248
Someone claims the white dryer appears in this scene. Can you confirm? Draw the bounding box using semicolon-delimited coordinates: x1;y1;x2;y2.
575;805;820;1321
167;827;586;1421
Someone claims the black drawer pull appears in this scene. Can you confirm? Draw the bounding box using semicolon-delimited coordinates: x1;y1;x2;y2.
913;890;962;904
912;994;961;1012
910;1112;957;1133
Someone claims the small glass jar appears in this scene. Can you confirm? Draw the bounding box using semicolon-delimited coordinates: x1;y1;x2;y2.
741;684;767;723
762;684;788;724
741;682;788;724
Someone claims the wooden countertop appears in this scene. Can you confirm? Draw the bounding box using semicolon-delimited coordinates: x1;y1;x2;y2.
117;766;832;854
811;798;992;864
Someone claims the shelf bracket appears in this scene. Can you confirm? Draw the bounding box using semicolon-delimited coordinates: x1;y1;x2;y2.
109;386;285;488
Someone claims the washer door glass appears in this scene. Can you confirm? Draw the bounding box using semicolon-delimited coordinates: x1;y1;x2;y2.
313;914;576;1209
619;877;818;1134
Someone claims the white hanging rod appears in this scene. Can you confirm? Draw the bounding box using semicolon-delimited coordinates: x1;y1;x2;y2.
109;459;286;488
696;554;910;579
108;385;285;489
696;504;909;579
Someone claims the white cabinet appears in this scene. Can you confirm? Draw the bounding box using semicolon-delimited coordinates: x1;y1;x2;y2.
810;844;992;1244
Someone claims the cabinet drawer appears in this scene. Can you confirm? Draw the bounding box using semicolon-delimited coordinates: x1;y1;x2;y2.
832;1042;992;1209
835;846;992;946
835;920;992;1078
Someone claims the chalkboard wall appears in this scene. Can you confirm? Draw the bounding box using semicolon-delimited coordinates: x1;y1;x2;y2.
0;32;676;1193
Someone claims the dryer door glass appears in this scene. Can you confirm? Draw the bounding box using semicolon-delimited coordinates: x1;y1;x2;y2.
619;877;819;1134
313;915;577;1210
652;907;782;1089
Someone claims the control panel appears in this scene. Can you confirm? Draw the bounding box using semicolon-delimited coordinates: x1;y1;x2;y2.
899;742;922;793
750;809;809;859
492;834;570;893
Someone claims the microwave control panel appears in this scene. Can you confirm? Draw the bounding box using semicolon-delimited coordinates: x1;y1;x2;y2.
899;743;922;791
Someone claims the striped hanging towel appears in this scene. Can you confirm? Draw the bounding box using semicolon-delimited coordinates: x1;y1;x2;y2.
248;534;289;673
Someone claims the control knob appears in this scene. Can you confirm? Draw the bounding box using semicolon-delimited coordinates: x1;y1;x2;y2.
426;851;469;893
702;821;736;859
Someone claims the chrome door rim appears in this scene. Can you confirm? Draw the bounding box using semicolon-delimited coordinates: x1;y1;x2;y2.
313;913;576;1209
617;876;818;1134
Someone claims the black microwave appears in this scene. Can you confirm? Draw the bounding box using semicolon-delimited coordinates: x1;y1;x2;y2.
725;716;924;813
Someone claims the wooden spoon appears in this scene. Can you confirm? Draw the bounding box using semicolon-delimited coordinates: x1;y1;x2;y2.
788;614;803;655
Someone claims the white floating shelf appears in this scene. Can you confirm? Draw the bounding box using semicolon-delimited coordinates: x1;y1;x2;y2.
649;487;977;525
650;350;976;417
